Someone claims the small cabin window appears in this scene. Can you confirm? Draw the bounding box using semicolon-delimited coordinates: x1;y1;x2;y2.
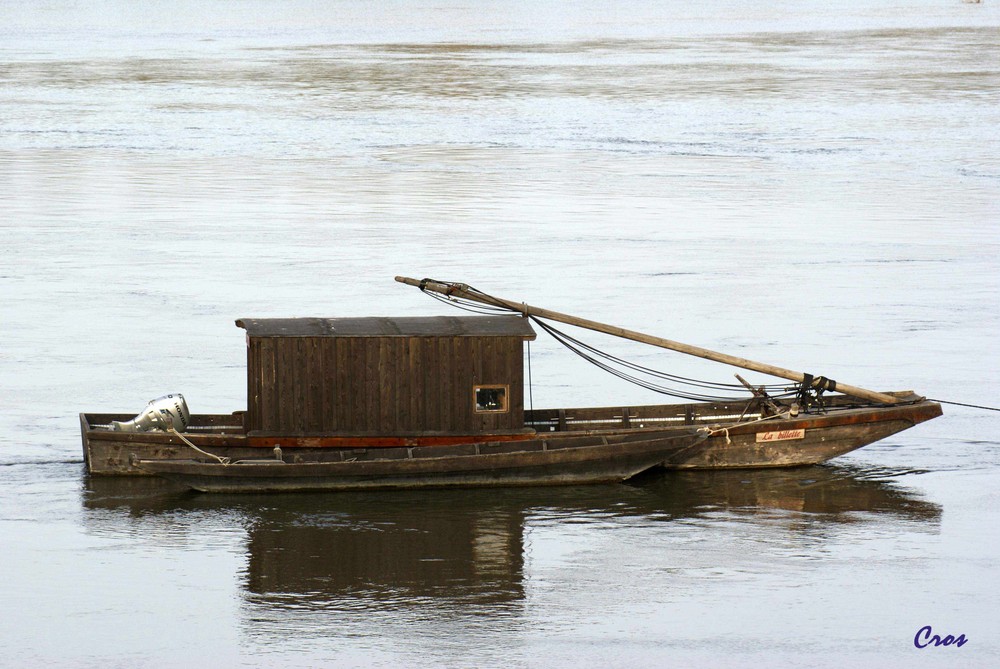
474;385;508;413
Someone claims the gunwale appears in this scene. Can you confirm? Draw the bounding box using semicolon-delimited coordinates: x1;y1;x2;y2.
81;394;941;476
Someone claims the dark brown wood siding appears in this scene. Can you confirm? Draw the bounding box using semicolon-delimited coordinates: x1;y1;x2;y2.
247;335;526;436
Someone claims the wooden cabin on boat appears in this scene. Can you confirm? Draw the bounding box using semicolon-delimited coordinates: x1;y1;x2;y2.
236;315;537;438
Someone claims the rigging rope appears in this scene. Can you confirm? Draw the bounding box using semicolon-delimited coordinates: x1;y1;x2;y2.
416;280;793;403
416;278;995;412
531;316;789;392
531;317;791;403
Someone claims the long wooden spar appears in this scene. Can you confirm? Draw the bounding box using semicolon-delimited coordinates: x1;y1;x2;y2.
395;276;902;405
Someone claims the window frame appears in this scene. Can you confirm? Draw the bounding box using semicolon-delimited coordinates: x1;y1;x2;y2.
473;384;510;414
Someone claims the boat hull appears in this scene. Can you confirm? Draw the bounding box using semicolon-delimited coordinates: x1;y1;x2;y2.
135;433;708;493
662;400;943;469
81;398;942;476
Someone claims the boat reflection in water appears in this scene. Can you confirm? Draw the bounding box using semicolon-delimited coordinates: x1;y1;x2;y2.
81;465;940;632
639;466;941;518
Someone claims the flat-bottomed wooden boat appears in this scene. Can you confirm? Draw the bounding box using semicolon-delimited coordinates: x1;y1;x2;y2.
80;277;942;490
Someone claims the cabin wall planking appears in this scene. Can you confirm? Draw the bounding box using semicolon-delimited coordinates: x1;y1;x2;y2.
245;330;529;436
440;336;454;432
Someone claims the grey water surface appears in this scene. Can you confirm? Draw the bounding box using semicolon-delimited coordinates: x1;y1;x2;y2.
2;1;999;667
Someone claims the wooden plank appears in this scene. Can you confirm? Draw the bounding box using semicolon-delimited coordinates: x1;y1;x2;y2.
267;337;279;431
245;431;537;447
351;337;366;432
272;338;287;431
498;337;509;430
429;335;443;431
277;338;302;432
281;339;294;430
320;338;336;432
435;336;449;432
292;339;304;432
253;338;264;431
507;338;524;430
407;336;421;434
246;338;258;431
309;337;323;431
441;336;456;432
419;336;432;430
379;337;393;432
396;338;409;434
537;404;690;422
395;338;404;431
469;336;483;431
508;339;518;429
303;338;316;431
479;337;491;432
299;338;312;431
261;337;278;432
364;338;380;432
343;337;358;432
336;337;350;432
485;337;500;432
387;339;400;434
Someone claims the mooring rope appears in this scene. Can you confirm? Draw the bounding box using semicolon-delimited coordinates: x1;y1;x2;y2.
928;399;1000;412
169;427;231;465
698;411;793;444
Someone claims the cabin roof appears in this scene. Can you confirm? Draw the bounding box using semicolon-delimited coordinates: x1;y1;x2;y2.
235;315;536;339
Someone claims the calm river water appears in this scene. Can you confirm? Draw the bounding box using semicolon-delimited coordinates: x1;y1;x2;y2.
2;1;999;667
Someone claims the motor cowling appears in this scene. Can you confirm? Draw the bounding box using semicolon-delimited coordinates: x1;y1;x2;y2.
110;393;191;433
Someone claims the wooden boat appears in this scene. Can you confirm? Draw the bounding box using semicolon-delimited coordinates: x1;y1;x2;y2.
132;431;708;493
80;277;942;486
81;394;940;477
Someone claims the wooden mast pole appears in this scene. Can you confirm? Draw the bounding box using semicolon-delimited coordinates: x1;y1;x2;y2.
394;276;901;405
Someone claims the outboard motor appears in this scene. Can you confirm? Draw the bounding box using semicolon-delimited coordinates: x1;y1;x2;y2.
111;393;191;433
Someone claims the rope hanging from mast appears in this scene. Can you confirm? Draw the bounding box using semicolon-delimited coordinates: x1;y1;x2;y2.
530;316;797;403
416;279;795;404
